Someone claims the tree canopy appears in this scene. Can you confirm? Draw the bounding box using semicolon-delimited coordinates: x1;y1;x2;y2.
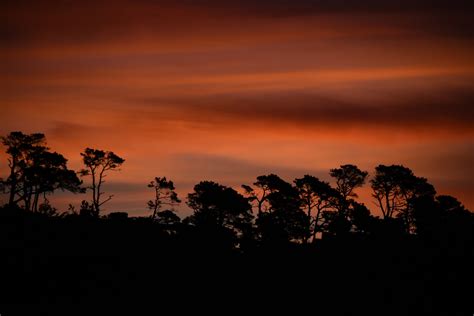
0;131;471;245
80;148;125;216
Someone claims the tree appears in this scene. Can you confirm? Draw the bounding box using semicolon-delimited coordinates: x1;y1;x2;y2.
37;200;59;217
147;177;181;221
156;209;181;226
186;181;253;237
320;210;351;237
249;175;309;244
371;165;435;232
242;174;289;215
1;132;47;206
347;201;374;234
80;148;125;217
257;207;309;244
412;195;472;242
436;195;469;214
330;164;368;215
156;209;182;235
1;132;83;211
25;150;83;212
294;175;340;242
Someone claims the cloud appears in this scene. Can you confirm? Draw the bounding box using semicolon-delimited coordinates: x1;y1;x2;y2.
138;85;474;132
2;0;473;54
169;152;328;184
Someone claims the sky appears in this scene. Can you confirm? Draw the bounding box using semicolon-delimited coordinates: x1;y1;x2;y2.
1;0;473;217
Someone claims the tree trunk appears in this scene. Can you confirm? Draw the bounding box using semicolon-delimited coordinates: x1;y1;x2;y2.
311;207;322;243
8;161;17;206
33;190;40;212
304;202;312;244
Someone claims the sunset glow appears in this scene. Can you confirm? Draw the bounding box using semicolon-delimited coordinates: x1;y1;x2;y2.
1;0;473;215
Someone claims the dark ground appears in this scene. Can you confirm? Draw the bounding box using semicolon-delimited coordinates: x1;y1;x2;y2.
0;208;472;316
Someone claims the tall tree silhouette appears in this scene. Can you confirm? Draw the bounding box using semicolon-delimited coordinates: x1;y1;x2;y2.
147;177;181;221
242;174;288;215
252;175;309;243
1;132;46;206
80;148;125;216
330;164;368;216
1;132;82;210
294;175;339;242
371;165;435;232
24;150;83;212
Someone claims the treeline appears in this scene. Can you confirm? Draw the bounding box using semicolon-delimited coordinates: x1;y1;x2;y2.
1;131;472;247
1;131;473;314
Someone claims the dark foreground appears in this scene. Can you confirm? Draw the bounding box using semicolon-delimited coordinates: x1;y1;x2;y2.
0;208;472;316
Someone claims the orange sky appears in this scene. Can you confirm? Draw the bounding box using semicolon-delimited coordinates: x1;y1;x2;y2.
1;0;473;216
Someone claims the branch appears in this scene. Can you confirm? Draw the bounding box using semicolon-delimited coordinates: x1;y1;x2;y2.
98;195;114;207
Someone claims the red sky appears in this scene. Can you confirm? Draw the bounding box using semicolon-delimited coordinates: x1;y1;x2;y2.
1;0;473;216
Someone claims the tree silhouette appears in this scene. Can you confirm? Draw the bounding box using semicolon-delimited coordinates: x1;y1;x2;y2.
242;174;288;215
156;209;181;225
24;150;83;212
1;132;82;211
186;181;253;238
156;209;182;235
254;175;309;243
37;200;59;217
147;177;181;221
1;132;47;206
80;148;125;216
78;200;95;217
0;132;473;314
371;165;435;229
330;164;368;216
320;209;351;236
436;195;468;214
294;175;340;242
412;194;472;240
347;201;374;234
